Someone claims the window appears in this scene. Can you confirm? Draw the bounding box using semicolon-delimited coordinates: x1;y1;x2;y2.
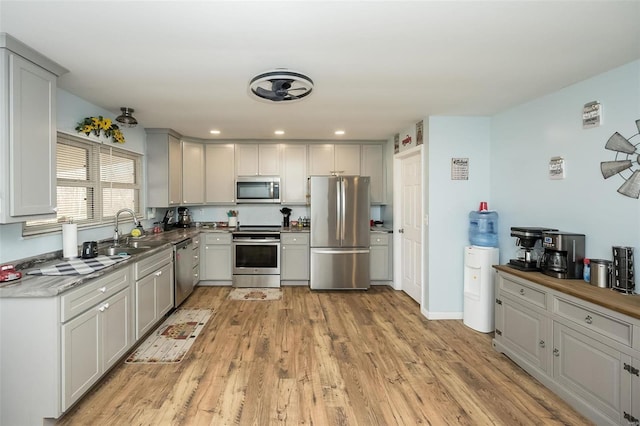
24;132;142;235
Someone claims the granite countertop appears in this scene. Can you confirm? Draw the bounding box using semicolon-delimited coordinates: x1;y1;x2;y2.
494;265;640;320
0;228;200;299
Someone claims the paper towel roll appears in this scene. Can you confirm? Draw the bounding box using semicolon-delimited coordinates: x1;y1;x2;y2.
62;223;78;259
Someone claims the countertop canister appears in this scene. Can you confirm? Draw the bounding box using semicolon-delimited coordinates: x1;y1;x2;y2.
589;259;612;288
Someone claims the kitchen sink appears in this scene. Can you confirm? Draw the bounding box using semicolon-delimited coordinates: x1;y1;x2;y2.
99;246;151;256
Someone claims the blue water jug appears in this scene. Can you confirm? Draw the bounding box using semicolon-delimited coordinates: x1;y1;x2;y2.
468;204;498;247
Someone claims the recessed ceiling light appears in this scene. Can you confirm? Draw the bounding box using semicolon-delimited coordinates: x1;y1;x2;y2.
335;130;345;135
210;130;221;135
274;130;285;135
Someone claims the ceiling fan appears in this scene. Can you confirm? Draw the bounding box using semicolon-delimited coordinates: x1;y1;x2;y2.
600;119;640;198
249;69;314;102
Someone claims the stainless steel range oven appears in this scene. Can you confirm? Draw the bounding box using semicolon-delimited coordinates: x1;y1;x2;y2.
232;226;281;288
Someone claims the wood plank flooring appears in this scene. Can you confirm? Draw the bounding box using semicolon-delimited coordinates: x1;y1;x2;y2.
56;286;590;425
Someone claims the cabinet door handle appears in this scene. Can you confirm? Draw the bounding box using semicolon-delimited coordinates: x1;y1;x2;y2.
398;228;404;234
155;270;163;276
99;286;107;293
519;288;525;295
585;315;593;324
194;255;199;260
539;340;545;348
553;348;560;357
98;302;110;312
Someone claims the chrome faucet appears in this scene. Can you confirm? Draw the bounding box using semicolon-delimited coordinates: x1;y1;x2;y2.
113;208;140;246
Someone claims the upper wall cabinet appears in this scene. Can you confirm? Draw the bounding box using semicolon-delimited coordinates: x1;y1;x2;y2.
361;144;386;204
205;144;235;203
236;144;281;176
146;129;183;207
181;141;204;205
308;144;360;176
0;34;68;223
281;144;308;204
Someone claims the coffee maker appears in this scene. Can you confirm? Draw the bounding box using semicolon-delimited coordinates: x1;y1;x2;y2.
508;227;557;271
176;207;192;228
540;231;585;279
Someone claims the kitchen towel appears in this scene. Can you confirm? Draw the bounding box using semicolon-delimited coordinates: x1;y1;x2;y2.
27;255;130;276
62;223;78;259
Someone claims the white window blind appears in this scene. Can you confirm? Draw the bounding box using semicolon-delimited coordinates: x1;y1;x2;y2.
24;132;142;235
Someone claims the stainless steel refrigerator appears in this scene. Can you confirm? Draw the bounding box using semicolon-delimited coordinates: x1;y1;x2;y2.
310;176;370;290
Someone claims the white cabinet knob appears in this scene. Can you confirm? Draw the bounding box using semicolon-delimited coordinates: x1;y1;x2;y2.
99;286;107;293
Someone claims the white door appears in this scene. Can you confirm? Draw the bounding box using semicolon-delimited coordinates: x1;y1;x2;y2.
400;151;422;303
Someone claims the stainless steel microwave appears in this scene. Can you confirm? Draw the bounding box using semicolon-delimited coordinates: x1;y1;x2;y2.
235;176;281;203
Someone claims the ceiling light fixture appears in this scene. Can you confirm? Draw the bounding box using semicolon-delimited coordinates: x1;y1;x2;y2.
115;107;138;128
274;130;285;135
210;130;221;135
335;130;345;135
249;69;314;103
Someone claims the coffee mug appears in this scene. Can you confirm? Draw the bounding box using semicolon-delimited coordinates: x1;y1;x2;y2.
81;241;98;259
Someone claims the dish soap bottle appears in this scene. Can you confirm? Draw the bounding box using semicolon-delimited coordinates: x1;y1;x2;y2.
583;258;590;282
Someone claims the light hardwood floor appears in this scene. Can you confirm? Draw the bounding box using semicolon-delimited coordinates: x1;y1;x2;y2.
57;286;590;425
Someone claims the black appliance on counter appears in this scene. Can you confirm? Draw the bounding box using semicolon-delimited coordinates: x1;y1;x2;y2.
540;231;585;279
507;227;557;271
175;207;192;228
161;209;175;231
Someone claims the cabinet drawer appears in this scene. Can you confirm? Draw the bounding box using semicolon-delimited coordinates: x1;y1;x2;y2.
204;233;232;245
554;297;632;347
370;233;389;246
134;248;173;280
499;275;546;309
60;267;129;323
192;234;201;249
281;233;309;245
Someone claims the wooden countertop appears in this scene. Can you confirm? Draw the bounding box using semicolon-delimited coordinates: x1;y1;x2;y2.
494;265;640;320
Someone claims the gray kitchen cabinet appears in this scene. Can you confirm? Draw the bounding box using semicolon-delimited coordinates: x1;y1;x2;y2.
192;234;200;286
205;144;235;203
0;35;67;223
146;129;183;207
335;144;361;175
281;232;310;283
235;143;281;176
0;262;184;424
553;323;630;423
370;232;392;282
281;144;308;204
308;143;360;176
62;284;131;410
182;140;205;204
361;144;386;204
308;144;334;175
494;270;640;426
201;233;233;282
134;248;174;339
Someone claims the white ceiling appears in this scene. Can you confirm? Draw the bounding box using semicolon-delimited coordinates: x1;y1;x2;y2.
1;1;639;141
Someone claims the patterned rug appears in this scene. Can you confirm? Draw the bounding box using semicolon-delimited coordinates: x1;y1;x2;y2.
125;308;212;364
228;288;282;301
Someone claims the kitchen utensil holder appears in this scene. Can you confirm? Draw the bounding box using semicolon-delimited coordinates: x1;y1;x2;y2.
612;246;634;294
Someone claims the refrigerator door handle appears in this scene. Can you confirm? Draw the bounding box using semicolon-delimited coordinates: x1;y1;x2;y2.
335;179;342;242
340;178;346;242
312;249;370;255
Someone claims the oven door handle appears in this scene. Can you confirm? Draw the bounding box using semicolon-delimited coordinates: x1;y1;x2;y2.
233;239;279;243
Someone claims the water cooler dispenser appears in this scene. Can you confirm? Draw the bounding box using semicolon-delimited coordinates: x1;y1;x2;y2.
463;245;499;333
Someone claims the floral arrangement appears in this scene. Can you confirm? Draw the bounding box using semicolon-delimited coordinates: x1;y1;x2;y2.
75;116;125;144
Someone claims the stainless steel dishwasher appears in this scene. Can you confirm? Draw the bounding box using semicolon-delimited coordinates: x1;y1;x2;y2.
174;238;194;307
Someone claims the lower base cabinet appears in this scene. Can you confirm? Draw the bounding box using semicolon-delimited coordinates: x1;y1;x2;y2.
493;270;640;426
62;286;131;410
370;232;392;282
201;233;232;282
281;232;309;283
134;249;174;339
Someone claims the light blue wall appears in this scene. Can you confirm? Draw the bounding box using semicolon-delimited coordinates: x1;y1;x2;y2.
491;60;640;280
0;89;148;263
426;116;492;314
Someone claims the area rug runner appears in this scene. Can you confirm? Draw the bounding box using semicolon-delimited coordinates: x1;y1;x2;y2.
125;308;212;364
228;287;282;301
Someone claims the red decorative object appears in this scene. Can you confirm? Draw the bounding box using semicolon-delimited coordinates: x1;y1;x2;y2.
402;135;412;146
